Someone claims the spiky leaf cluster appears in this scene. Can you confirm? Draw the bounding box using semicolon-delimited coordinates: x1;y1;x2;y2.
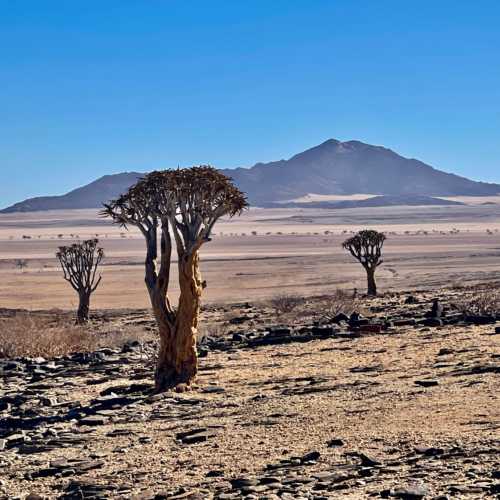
102;166;248;252
56;239;104;293
342;229;386;269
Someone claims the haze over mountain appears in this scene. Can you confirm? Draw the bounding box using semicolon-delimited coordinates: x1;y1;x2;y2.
2;139;499;213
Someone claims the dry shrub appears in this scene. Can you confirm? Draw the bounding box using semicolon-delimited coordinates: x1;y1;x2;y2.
0;313;97;359
324;289;360;319
198;321;228;341
269;294;305;316
96;326;154;349
456;289;500;315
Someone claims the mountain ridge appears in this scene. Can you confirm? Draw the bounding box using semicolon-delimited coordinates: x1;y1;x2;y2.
2;139;499;213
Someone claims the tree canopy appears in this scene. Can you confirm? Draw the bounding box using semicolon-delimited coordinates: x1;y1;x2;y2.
342;229;386;269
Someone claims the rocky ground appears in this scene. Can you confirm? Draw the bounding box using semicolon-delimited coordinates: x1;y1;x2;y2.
1;288;499;499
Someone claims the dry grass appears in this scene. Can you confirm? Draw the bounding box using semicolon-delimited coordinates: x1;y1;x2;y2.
269;294;305;316
455;288;500;315
0;312;98;359
324;288;360;318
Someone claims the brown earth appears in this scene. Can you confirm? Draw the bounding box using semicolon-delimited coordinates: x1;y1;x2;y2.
1;288;499;499
0;205;500;310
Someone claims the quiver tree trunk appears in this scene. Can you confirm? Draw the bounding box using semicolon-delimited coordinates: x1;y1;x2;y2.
102;166;248;393
56;239;103;325
77;292;91;324
153;251;203;391
366;267;377;296
342;230;386;298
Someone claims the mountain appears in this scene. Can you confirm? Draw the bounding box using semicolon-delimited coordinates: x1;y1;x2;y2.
2;139;499;213
222;139;500;205
2;172;143;213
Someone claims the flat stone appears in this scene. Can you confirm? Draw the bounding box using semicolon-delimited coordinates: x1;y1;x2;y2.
78;416;109;426
414;379;439;387
176;428;216;444
327;438;345;447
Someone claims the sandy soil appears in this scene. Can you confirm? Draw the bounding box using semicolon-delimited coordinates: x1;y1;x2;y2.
1;205;500;311
1;289;499;499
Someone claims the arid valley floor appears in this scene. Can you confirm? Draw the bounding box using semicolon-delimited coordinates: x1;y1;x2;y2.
1;202;500;309
1;203;499;499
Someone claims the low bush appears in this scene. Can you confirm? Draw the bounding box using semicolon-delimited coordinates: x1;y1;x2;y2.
456;289;500;316
325;288;360;318
269;294;305;316
0;312;97;359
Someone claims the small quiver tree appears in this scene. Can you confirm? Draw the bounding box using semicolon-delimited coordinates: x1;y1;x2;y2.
102;166;247;392
56;239;104;324
342;229;386;296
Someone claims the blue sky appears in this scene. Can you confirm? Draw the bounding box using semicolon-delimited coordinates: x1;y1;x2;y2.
1;1;499;207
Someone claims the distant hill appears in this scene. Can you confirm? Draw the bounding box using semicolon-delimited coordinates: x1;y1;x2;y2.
2;139;499;213
2;173;143;213
224;139;500;205
269;195;465;209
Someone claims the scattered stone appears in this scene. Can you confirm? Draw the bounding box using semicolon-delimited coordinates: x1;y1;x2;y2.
176;428;216;444
414;379;439;387
78;416;110;426
327;438;345;447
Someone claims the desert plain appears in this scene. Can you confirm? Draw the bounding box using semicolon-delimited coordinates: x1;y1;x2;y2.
1;200;499;500
1;201;500;309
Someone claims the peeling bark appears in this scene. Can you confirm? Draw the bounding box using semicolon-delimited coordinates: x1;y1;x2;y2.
102;167;248;393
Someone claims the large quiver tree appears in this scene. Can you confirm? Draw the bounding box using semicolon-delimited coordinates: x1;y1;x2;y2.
342;229;386;296
56;239;104;323
102;166;247;391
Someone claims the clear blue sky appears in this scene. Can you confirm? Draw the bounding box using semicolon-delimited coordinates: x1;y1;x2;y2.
1;1;499;207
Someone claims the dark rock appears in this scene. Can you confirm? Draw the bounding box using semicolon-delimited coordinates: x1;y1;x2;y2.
301;450;321;463
359;324;383;334
311;326;337;337
229;315;251;325
332;313;350;323
422;318;443;327
393;319;417;326
78;416;109;426
232;333;246;342
206;470;224;477
327;438;345;447
437;348;453;356
354;452;382;467
464;315;496;325
230;478;259;488
414;379;439;387
176;428;216;444
490;483;500;494
415;446;444;456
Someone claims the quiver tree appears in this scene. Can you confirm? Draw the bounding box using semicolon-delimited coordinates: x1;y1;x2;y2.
56;239;104;323
102;166;247;391
342;229;386;296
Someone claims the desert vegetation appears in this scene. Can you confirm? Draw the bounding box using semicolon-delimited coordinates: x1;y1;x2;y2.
455;287;500;316
103;166;247;391
56;239;104;324
342;229;386;296
0;312;96;358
